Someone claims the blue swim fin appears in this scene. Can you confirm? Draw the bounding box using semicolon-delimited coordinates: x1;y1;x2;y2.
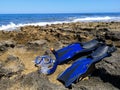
57;44;116;87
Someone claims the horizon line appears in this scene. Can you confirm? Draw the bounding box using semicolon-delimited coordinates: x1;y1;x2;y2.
0;12;120;14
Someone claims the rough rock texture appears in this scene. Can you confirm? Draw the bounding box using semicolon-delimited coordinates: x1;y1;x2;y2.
0;22;120;90
105;31;120;41
26;40;47;50
96;49;120;76
0;55;25;78
0;41;15;53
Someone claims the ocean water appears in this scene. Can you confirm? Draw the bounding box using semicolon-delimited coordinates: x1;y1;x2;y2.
0;13;120;31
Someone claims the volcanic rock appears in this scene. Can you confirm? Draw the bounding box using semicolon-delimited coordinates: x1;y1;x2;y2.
0;40;15;53
105;31;120;41
0;55;25;78
26;40;47;50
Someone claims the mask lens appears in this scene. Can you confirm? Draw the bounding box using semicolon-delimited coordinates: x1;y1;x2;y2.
43;57;50;64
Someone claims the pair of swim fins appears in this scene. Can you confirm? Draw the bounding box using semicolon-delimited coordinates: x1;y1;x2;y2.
52;38;104;64
57;44;116;88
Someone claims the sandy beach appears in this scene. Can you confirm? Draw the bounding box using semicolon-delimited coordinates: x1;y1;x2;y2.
0;22;120;90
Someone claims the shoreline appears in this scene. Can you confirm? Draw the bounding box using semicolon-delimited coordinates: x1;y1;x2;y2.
0;22;120;90
0;21;120;31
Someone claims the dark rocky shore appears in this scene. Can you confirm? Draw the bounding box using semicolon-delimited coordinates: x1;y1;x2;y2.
0;22;120;90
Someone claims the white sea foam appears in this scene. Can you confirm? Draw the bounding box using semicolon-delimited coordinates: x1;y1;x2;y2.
0;16;120;31
0;21;69;31
72;16;112;22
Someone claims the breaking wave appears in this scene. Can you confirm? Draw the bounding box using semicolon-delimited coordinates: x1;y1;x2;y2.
72;16;112;22
0;21;69;31
0;16;120;31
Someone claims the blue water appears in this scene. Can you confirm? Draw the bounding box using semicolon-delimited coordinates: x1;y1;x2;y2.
0;13;120;30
